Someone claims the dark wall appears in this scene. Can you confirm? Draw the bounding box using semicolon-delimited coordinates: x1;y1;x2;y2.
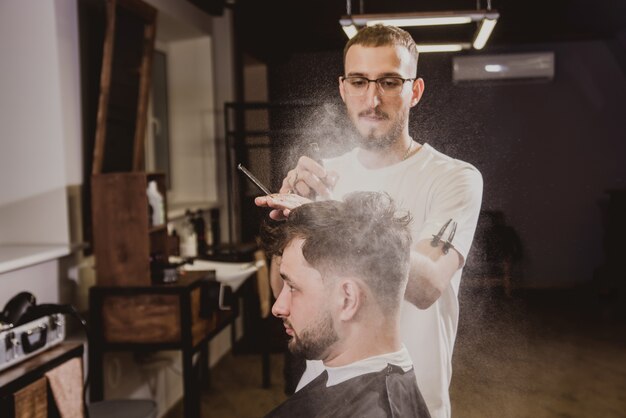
268;40;626;287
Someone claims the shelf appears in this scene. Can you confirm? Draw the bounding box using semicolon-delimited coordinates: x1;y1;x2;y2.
0;244;71;274
149;225;167;233
167;200;220;221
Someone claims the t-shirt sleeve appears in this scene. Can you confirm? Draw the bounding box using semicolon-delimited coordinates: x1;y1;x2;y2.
416;165;483;264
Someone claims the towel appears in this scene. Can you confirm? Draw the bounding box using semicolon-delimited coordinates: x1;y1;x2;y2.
45;357;84;418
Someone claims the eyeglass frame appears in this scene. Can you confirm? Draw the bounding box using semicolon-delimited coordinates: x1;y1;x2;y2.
340;75;417;96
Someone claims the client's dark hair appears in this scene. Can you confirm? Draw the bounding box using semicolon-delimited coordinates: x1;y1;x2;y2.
262;191;412;312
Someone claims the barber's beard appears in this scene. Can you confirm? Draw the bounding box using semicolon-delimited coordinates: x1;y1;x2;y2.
355;107;409;151
287;310;338;360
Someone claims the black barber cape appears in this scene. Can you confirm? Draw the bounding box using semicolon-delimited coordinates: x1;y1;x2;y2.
264;364;431;418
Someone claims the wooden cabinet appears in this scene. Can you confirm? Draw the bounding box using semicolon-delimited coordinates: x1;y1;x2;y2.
89;272;230;418
0;343;83;418
92;172;168;286
12;378;47;418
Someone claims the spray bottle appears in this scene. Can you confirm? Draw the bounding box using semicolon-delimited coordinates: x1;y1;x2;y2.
146;181;164;226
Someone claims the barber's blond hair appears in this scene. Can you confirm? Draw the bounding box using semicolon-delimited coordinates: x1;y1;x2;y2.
343;24;419;68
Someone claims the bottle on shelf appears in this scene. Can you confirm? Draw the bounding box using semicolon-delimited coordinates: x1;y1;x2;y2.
146;180;164;226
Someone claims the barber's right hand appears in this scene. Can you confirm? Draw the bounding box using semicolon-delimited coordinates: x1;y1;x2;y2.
255;193;312;221
279;156;339;199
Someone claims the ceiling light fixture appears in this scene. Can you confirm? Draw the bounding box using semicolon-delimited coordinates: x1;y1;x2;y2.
363;14;473;27
342;24;359;38
339;1;499;52
417;43;470;53
472;17;498;50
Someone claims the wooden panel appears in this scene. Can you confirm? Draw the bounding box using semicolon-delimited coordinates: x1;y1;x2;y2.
92;172;151;286
191;287;212;347
91;0;116;175
132;5;156;171
92;0;157;174
102;294;181;343
45;358;84;418
13;378;47;418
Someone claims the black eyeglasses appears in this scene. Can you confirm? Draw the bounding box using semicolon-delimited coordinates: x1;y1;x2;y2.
341;76;416;97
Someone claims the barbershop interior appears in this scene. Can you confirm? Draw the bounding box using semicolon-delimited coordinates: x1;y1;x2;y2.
1;0;625;417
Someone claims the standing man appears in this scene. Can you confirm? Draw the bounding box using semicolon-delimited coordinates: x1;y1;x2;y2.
262;192;430;417
256;24;483;418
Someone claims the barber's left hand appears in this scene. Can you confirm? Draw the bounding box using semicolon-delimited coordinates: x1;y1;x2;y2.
254;193;312;220
280;156;338;199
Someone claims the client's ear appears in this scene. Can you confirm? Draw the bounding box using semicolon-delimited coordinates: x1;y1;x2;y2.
337;279;362;321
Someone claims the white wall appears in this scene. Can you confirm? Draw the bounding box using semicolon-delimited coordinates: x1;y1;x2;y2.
0;0;82;245
211;9;236;242
167;37;217;204
0;1;66;206
0;260;60;308
55;0;83;186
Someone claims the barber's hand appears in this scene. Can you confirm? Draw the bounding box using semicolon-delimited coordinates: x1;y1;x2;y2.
279;156;339;199
255;193;312;220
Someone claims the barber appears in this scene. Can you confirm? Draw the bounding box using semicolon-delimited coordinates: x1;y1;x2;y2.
256;24;483;418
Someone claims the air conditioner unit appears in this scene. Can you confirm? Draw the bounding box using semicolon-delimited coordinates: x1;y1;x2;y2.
452;52;555;82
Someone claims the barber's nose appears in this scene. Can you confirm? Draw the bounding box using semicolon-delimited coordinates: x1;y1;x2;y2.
364;82;382;108
271;285;291;318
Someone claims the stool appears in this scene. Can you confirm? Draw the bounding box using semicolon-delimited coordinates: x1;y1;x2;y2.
88;399;157;418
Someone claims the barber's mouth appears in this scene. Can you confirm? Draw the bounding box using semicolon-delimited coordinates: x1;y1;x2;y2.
362;116;384;122
359;112;388;122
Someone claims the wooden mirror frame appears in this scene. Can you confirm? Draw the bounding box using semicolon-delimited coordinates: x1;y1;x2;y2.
92;0;157;174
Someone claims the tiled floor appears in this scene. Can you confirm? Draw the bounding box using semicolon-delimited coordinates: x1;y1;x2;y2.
168;287;626;417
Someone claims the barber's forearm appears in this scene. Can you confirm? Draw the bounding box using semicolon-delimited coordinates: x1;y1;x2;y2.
405;251;444;309
404;246;459;309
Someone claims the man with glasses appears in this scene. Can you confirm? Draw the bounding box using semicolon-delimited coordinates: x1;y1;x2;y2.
256;24;483;418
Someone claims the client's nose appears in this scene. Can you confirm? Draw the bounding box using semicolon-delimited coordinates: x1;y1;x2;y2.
271;284;291;318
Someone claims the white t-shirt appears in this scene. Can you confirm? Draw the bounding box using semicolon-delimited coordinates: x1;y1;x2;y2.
296;143;483;418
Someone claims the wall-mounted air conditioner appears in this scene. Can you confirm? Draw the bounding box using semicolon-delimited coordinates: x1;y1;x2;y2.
452;52;555;82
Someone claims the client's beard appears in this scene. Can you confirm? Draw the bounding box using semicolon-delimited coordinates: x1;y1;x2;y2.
356;107;408;151
287;310;338;360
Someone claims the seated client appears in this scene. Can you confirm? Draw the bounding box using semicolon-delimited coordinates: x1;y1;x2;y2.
262;191;431;418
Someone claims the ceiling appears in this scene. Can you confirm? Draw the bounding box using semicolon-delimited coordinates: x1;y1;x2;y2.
233;0;626;62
